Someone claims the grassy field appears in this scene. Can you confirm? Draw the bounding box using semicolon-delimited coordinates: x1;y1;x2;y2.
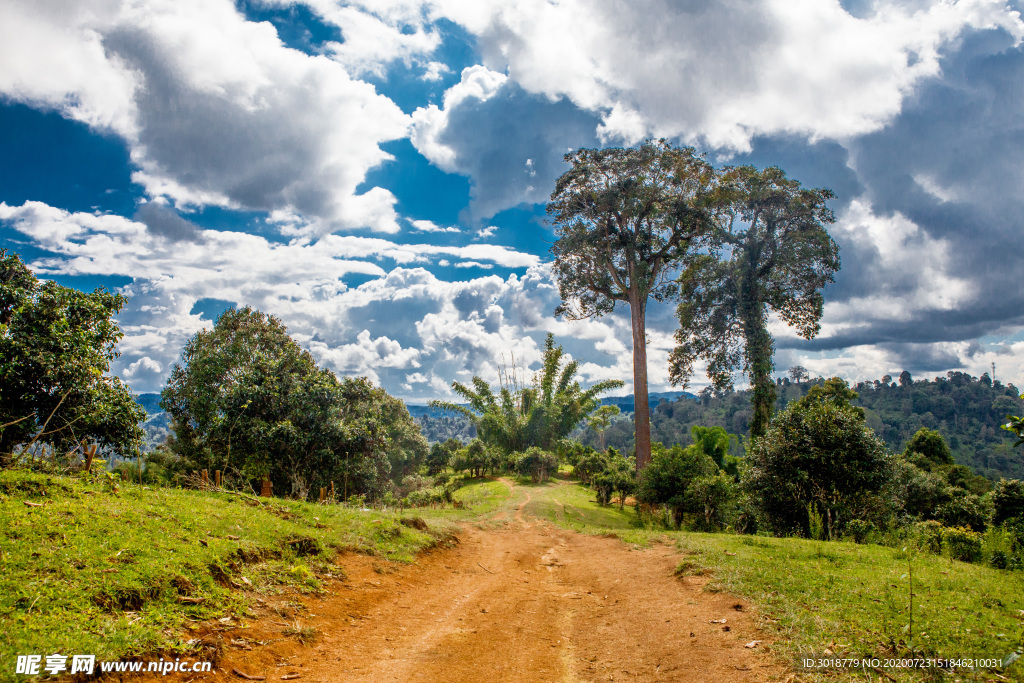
531;478;1024;682
0;469;513;675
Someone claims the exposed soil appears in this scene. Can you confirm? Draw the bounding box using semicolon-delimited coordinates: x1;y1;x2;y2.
181;483;784;683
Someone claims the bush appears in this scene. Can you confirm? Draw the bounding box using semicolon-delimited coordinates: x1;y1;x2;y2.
591;451;636;508
942;526;983;563
574;451;609;485
514;448;558;483
744;388;893;538
686;472;736;531
913;520;944;554
426;439;461;475
636;443;716;527
992;479;1024;526
452;440;491;477
934;489;991;532
846;518;875;544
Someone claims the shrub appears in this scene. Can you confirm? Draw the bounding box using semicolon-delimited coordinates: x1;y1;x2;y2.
514;448;558;483
846;518;875;544
686;471;736;531
574;451;609;485
744;389;893;538
992;479;1024;526
913;520;944;554
426;439;461;475
942;526;983;563
452;440;491;477
591;451;636;508
636;443;716;527
934;489;991;532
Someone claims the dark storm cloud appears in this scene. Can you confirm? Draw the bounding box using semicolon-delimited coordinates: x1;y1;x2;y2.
806;25;1024;353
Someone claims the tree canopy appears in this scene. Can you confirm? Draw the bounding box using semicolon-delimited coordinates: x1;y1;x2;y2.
669;165;839;441
549;140;720;469
161;307;423;500
0;248;144;464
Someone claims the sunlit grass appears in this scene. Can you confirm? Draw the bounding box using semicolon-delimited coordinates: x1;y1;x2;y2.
533;477;1024;681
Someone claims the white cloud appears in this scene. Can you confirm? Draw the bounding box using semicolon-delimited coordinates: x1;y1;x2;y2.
0;0;412;234
410;65;508;171
417;0;1023;152
411;219;460;233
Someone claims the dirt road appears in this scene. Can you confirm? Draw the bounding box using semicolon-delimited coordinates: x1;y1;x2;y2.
203;484;782;683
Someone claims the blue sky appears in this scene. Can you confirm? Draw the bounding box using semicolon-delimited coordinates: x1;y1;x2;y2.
2;0;1024;401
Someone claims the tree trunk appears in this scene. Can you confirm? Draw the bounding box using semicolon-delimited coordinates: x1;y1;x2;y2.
743;302;776;443
629;292;652;471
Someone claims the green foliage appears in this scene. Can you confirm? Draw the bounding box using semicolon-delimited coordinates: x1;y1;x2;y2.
0;248;145;463
452;439;491;478
670;166;839;441
993;478;1024;526
161;307;422;501
514;447;558;483
586;404;620;450
934;489;992;532
426;438;461;475
431;334;622;455
690;425;729;469
591;448;636;508
548;140;720;469
744;379;893;537
685;471;736;531
903;427;954;467
636;443;717;526
573;449;609;486
942;526;984;563
1002;393;1024;448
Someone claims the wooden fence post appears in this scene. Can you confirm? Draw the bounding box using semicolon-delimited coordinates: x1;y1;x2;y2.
201;469;209;486
84;444;98;473
261;476;272;497
215;470;222;488
319;487;326;503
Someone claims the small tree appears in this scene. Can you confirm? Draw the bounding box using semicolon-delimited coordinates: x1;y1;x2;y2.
587;404;621;451
686;471;737;531
426;438;461;475
0;249;145;463
515;447;558;483
432;334;622;455
453;439;491;478
549;141;720;470
744;378;892;538
903;427;954;470
789;366;809;384
992;479;1024;526
636;443;717;526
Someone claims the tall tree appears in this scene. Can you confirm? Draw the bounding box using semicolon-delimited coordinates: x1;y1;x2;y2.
669;165;839;441
548;141;719;470
0;249;144;463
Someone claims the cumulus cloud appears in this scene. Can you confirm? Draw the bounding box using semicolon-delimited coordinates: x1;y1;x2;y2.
0;0;411;234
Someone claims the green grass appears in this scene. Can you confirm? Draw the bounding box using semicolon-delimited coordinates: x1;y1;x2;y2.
0;470;511;676
532;478;1024;682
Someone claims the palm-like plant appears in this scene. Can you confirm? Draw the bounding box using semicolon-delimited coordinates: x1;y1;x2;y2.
431;334;623;455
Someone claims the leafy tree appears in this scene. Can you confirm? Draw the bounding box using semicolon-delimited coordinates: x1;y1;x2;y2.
548;141;719;470
789;366;809;383
514;447;559;483
161;307;405;500
574;449;609;485
636;443;717;526
432;334;622;455
992;479;1024;525
452;439;491;478
587;404;620;451
1002;395;1024;448
934;490;992;532
670;165;839;441
744;378;892;537
426;438;461;475
902;427;954;471
690;425;729;469
686;471;737;531
0;249;144;463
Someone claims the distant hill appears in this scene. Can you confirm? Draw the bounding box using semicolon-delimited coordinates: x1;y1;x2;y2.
135;392;163;415
579;373;1024;481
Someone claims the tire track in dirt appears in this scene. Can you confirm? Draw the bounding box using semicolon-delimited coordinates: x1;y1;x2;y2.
194;481;784;683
